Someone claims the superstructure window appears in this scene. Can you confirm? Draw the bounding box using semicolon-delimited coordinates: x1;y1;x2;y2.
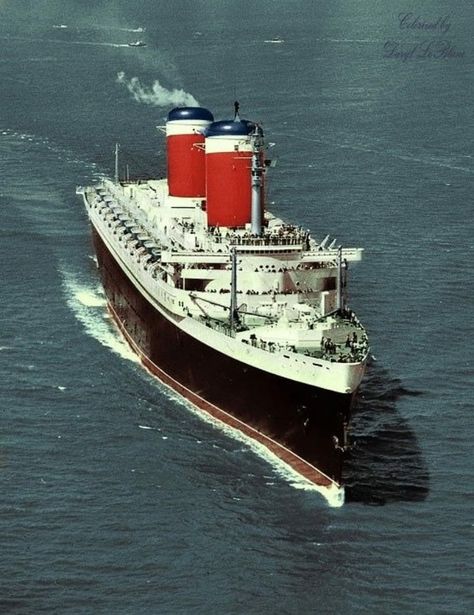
322;277;336;291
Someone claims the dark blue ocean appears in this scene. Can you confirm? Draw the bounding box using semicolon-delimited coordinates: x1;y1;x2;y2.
1;1;473;613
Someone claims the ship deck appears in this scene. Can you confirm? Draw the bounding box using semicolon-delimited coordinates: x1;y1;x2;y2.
199;312;368;364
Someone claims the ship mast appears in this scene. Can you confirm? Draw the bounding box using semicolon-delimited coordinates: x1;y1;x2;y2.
229;247;238;332
114;143;120;184
336;246;344;312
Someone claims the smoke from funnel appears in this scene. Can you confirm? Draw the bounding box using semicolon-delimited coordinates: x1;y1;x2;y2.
116;72;199;107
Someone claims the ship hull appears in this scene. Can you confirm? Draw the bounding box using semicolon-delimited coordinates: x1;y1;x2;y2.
92;228;354;490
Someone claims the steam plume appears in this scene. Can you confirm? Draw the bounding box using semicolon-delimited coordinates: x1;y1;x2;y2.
116;72;199;107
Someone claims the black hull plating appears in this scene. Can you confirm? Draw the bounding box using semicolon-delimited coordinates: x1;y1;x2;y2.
92;229;353;485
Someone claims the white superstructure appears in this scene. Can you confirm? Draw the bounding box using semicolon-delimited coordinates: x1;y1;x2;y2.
77;172;369;394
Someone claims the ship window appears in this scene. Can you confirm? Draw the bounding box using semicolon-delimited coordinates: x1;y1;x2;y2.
184;279;207;292
322;277;336;291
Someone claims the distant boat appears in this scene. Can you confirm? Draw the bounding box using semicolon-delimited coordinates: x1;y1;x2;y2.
264;37;285;44
128;40;147;47
131;27;145;33
53;24;68;29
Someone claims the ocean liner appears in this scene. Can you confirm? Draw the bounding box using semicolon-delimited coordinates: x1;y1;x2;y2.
77;104;369;505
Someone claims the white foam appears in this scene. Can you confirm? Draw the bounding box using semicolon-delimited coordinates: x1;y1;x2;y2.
138;424;161;431
118;27;145;33
62;269;139;363
75;289;106;308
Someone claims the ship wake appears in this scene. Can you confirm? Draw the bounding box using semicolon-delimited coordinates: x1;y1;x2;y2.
62;269;139;363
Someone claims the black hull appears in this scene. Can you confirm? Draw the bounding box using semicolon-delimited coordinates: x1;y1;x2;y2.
92;229;353;487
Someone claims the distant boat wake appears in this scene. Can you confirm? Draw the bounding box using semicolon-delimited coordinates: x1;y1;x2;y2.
0;35;141;49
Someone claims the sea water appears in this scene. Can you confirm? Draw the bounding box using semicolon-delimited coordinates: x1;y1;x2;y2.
1;1;473;613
